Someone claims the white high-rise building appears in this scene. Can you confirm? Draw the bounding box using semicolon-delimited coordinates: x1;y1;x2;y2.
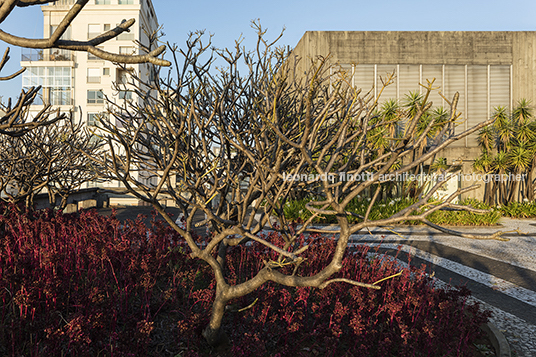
20;0;159;194
20;0;159;131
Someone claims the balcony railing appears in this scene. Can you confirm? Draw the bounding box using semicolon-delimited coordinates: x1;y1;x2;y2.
116;33;135;41
87;76;101;83
49;0;76;5
87;32;101;40
21;49;74;62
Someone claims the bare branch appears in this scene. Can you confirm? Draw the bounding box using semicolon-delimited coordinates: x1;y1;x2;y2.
0;47;25;81
421;220;510;241
81;27;511;346
0;0;171;65
318;278;380;290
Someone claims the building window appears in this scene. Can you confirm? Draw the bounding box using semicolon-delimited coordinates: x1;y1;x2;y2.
87;90;104;104
87;24;100;40
119;90;132;100
50;87;71;106
103;68;110;76
87;112;109;126
116;32;135;41
95;0;110;4
104;24;111;32
116;68;131;85
87;113;99;126
87;68;101;83
119;46;134;55
118;0;134;4
22;67;72;106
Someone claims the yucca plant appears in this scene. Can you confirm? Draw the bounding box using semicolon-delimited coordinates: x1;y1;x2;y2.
403;91;423;118
380;98;402;139
477;125;494;154
507;145;532;202
473;153;494;204
512;98;532;124
493;106;514;151
431;157;449;172
491;150;510;204
476;100;536;204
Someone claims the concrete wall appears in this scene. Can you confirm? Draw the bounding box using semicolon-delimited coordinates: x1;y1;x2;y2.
291;31;536;201
293;31;536;104
512;32;536;100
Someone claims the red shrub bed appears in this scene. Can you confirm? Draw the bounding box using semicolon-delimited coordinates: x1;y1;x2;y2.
0;205;489;356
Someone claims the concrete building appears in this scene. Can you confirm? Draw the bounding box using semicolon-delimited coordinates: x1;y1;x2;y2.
19;0;159;199
292;31;536;199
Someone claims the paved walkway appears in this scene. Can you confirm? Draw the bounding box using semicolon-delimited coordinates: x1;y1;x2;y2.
349;218;536;357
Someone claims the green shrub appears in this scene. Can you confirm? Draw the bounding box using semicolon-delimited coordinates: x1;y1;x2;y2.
425;198;501;226
498;200;536;218
283;196;502;226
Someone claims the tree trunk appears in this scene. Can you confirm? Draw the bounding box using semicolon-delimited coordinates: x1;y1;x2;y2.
508;170;520;203
484;176;492;205
202;293;229;347
528;167;535;201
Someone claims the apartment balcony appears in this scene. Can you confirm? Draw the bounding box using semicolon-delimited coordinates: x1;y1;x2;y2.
87;76;102;84
116;33;135;41
49;0;76;5
21;49;74;62
21;87;74;107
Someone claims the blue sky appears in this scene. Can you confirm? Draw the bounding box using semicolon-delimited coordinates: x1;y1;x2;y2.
1;0;535;101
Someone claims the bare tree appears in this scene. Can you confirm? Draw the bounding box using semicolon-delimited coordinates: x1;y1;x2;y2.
0;126;52;206
1;46;69;136
0;116;103;209
86;26;508;346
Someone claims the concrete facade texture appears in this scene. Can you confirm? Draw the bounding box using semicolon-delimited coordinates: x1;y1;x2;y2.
293;31;536;101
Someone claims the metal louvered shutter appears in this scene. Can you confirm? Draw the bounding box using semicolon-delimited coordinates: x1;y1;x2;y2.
353;64;375;97
398;64;421;104
467;65;488;146
443;65;466;145
490;65;511;111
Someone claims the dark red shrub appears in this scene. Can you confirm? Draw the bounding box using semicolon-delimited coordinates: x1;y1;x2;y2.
0;204;489;356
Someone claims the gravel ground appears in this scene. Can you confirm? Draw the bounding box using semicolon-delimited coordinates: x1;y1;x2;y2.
350;218;536;357
435;278;536;357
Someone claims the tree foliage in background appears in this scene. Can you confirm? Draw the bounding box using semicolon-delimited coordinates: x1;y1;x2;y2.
0;119;103;209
